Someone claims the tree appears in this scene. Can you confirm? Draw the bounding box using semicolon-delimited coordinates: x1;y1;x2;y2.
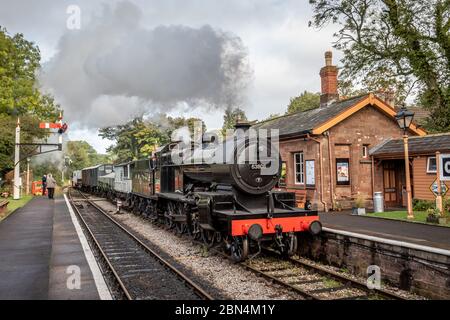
32;161;63;186
0;27;60;175
100;115;205;163
0;114;51;175
286;91;320;114
222;107;248;134
65;141;111;173
309;0;450;132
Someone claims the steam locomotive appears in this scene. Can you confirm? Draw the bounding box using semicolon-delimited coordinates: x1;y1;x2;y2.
80;122;321;261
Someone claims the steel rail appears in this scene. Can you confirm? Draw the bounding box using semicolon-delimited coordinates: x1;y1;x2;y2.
68;188;213;300
68;188;132;300
286;255;407;300
259;248;408;300
240;261;321;300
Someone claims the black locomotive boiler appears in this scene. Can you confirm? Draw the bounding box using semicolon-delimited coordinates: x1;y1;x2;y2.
82;122;321;261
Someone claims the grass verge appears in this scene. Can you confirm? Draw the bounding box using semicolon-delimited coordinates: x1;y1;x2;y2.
366;210;450;227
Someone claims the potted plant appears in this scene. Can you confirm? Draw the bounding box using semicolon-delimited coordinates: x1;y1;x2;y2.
352;194;366;215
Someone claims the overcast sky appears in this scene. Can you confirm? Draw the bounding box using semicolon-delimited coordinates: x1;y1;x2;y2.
0;0;340;153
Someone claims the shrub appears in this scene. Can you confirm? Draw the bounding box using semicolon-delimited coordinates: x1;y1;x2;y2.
412;199;435;211
443;197;450;213
353;194;366;208
426;208;440;223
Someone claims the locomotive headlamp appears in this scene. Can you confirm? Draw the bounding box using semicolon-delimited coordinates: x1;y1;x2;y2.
309;221;322;235
248;224;263;240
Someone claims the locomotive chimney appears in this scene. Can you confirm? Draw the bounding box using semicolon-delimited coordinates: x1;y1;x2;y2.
320;51;339;105
234;119;251;131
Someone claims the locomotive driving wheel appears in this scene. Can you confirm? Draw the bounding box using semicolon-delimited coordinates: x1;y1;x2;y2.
175;202;188;235
188;212;201;240
145;201;157;222
230;236;249;262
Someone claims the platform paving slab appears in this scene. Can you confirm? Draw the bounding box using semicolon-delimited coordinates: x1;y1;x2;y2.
319;212;450;251
0;196;102;300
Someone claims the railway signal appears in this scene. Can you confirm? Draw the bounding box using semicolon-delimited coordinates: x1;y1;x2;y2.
13;112;67;199
58;123;68;134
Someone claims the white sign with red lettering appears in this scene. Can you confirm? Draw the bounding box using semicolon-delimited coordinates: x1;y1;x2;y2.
440;154;450;181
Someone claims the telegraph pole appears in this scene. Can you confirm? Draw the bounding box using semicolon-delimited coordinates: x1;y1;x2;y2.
13;118;21;200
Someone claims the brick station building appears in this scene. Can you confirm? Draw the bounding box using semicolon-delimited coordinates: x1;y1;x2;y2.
255;51;427;211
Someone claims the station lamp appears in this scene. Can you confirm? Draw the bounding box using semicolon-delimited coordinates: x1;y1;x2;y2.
395;106;415;134
395;105;415;220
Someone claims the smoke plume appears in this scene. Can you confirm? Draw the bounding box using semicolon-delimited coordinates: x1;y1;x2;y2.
40;1;252;128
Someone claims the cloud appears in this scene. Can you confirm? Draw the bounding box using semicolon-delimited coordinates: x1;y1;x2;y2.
39;1;252;129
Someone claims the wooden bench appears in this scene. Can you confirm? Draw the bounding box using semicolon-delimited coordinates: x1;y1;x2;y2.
0;200;9;215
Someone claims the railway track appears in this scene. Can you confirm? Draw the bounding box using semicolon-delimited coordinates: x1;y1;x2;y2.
241;249;408;300
68;188;213;300
74;190;411;300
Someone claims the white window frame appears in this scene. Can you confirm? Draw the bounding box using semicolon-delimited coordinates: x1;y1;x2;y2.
362;145;369;158
294;152;304;185
427;156;437;173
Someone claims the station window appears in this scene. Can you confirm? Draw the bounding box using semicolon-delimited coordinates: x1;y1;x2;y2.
279;162;287;186
124;165;129;179
294;152;304;184
362;145;369;158
427;156;437;173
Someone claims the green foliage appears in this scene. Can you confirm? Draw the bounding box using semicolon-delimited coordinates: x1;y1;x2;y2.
286;91;320;114
32;161;63;186
309;0;450;131
66;140;111;172
100;115;205;163
0;113;50;175
444;197;450;213
412;198;435;211
0;28;60;118
222;107;248;134
0;27;60;174
353;194;366;208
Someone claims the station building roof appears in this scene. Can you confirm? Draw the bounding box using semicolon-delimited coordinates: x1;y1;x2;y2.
370;133;450;158
253;93;426;138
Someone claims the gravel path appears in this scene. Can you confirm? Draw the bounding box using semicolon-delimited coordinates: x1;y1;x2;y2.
93;199;305;300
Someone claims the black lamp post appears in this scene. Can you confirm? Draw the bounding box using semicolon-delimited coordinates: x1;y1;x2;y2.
395;106;415;134
395;105;415;219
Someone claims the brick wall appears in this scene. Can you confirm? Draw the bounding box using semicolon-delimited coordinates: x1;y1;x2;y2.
327;105;407;207
299;232;450;299
279;137;324;210
278;104;411;210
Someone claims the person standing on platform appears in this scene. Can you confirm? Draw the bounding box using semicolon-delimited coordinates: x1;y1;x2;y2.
42;174;47;196
46;173;56;199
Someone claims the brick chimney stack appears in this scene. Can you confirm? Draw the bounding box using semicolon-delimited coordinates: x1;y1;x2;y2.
320;51;339;105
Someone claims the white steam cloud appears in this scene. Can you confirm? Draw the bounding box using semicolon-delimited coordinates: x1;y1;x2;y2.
40;1;252;128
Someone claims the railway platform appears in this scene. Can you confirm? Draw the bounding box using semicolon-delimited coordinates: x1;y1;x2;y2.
0;195;110;300
319;212;450;251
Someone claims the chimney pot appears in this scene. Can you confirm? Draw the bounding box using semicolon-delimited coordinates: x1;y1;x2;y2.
325;51;333;66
